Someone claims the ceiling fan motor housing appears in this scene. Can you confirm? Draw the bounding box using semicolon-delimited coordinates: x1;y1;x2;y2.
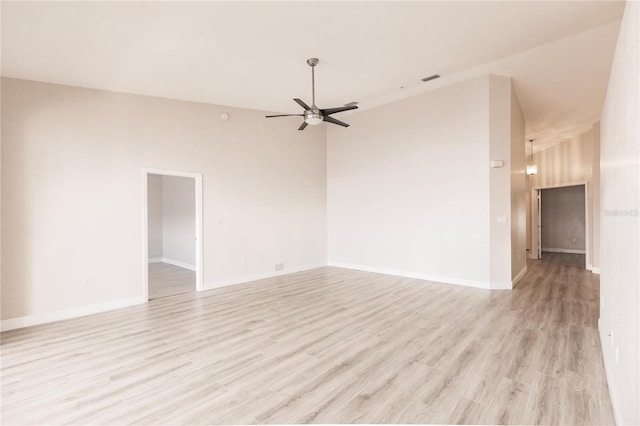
304;108;323;125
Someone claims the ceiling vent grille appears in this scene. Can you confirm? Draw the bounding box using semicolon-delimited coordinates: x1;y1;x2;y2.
421;74;441;82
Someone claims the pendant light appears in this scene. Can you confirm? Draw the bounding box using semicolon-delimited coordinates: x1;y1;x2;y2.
526;139;538;175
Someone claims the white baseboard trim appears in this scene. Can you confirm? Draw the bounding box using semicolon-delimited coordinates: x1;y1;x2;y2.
491;281;513;290
598;319;621;425
592;267;601;274
327;261;491;290
511;266;528;286
542;247;586;254
148;258;196;271
204;262;326;291
1;296;145;332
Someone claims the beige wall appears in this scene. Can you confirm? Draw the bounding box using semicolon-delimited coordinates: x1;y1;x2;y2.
1;77;327;321
147;174;163;259
528;130;593;189
526;129;595;265
327;74;525;289
161;175;195;266
489;75;512;288
541;185;586;252
599;1;640;424
327;76;490;287
488;75;527;287
510;82;527;280
591;122;601;269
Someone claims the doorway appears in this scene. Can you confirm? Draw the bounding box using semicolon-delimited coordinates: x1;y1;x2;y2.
531;183;589;268
142;169;203;301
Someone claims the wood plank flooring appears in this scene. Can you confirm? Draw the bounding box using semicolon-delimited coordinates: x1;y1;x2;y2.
1;255;613;424
148;263;195;300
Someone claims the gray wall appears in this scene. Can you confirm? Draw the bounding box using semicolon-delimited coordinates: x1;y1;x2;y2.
541;185;585;252
162;175;196;266
147;174;164;259
147;174;196;267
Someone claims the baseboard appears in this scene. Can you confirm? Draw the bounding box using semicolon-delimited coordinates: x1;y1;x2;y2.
598;318;621;425
204;262;326;290
491;281;513;290
327;261;491;290
592;267;601;274
587;263;593;271
542;247;586;254
511;266;528;286
1;296;145;332
149;258;196;271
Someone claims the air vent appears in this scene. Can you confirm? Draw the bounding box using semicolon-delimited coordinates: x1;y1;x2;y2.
344;101;359;107
421;74;441;82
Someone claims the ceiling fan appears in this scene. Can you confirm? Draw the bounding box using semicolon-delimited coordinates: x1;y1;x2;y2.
265;58;358;131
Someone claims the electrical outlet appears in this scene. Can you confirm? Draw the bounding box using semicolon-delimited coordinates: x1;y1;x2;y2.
615;345;619;364
275;263;284;272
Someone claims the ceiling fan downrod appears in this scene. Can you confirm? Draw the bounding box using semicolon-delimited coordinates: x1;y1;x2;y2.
307;57;319;108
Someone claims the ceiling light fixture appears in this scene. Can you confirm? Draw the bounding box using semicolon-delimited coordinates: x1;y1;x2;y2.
526;139;538;175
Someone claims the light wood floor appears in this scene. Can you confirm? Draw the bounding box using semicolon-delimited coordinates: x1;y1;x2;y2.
541;251;586;269
1;255;613;425
148;262;195;300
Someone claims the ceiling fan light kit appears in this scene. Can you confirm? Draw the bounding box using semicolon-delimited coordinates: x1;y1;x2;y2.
265;58;358;131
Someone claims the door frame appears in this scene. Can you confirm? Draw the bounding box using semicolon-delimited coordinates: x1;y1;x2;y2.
530;181;589;268
142;168;203;301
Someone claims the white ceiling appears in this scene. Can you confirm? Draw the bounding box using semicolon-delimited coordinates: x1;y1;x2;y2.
1;1;625;151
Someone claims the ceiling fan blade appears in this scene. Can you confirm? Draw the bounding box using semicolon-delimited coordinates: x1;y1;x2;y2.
293;98;311;110
298;122;308;131
323;116;350;128
321;105;358;116
265;114;304;118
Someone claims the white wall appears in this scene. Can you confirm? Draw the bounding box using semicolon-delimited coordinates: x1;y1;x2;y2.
327;75;524;289
147;174;163;259
599;1;640;424
161;175;195;267
541;185;586;252
1;78;327;322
